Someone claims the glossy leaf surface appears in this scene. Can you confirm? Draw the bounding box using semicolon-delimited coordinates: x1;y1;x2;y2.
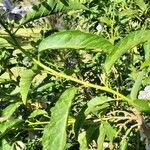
39;30;113;53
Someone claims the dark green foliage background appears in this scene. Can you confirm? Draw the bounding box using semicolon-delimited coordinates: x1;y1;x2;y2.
0;0;150;150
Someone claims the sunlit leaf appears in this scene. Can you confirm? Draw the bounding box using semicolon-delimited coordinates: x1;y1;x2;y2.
104;30;150;72
144;40;150;61
42;87;77;150
0;139;12;150
130;70;145;99
85;96;113;115
0;38;11;48
20;0;87;25
97;122;106;150
135;0;147;11
133;99;150;113
39;30;113;53
29;109;48;118
120;138;128;150
78;131;87;150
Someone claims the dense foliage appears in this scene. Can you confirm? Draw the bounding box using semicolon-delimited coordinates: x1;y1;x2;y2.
0;0;150;149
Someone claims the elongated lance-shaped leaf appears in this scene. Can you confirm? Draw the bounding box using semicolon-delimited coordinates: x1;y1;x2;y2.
0;102;22;122
78;131;87;150
97;122;106;150
144;40;150;61
20;0;87;25
19;69;36;105
104;30;150;72
130;70;145;100
0;119;22;138
38;30;113;53
42;87;78;150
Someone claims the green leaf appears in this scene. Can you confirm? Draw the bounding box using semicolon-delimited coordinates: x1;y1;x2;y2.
0;38;11;48
135;0;147;11
78;131;88;150
74;96;111;138
19;69;36;105
20;0;87;25
38;30;113;53
85;96;113;115
74;105;87;138
0;139;12;150
42;87;77;150
36;83;54;92
140;60;150;69
144;40;150;61
29;109;48;118
132;99;150;113
120;138;128;150
104;30;150;72
97;122;106;150
0;119;22;138
130;70;145;100
103;121;116;143
0;102;22;122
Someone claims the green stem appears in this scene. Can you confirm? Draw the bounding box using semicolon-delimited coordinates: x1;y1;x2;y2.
33;59;134;105
0;18;136;108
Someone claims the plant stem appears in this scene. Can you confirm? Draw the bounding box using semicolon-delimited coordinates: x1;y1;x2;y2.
33;59;134;105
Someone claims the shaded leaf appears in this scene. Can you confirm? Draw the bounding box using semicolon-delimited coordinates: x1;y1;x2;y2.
42;87;77;150
0;102;22;122
38;30;113;53
74;105;87;138
74;96;112;138
0;119;22;138
19;69;36;105
104;30;150;72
